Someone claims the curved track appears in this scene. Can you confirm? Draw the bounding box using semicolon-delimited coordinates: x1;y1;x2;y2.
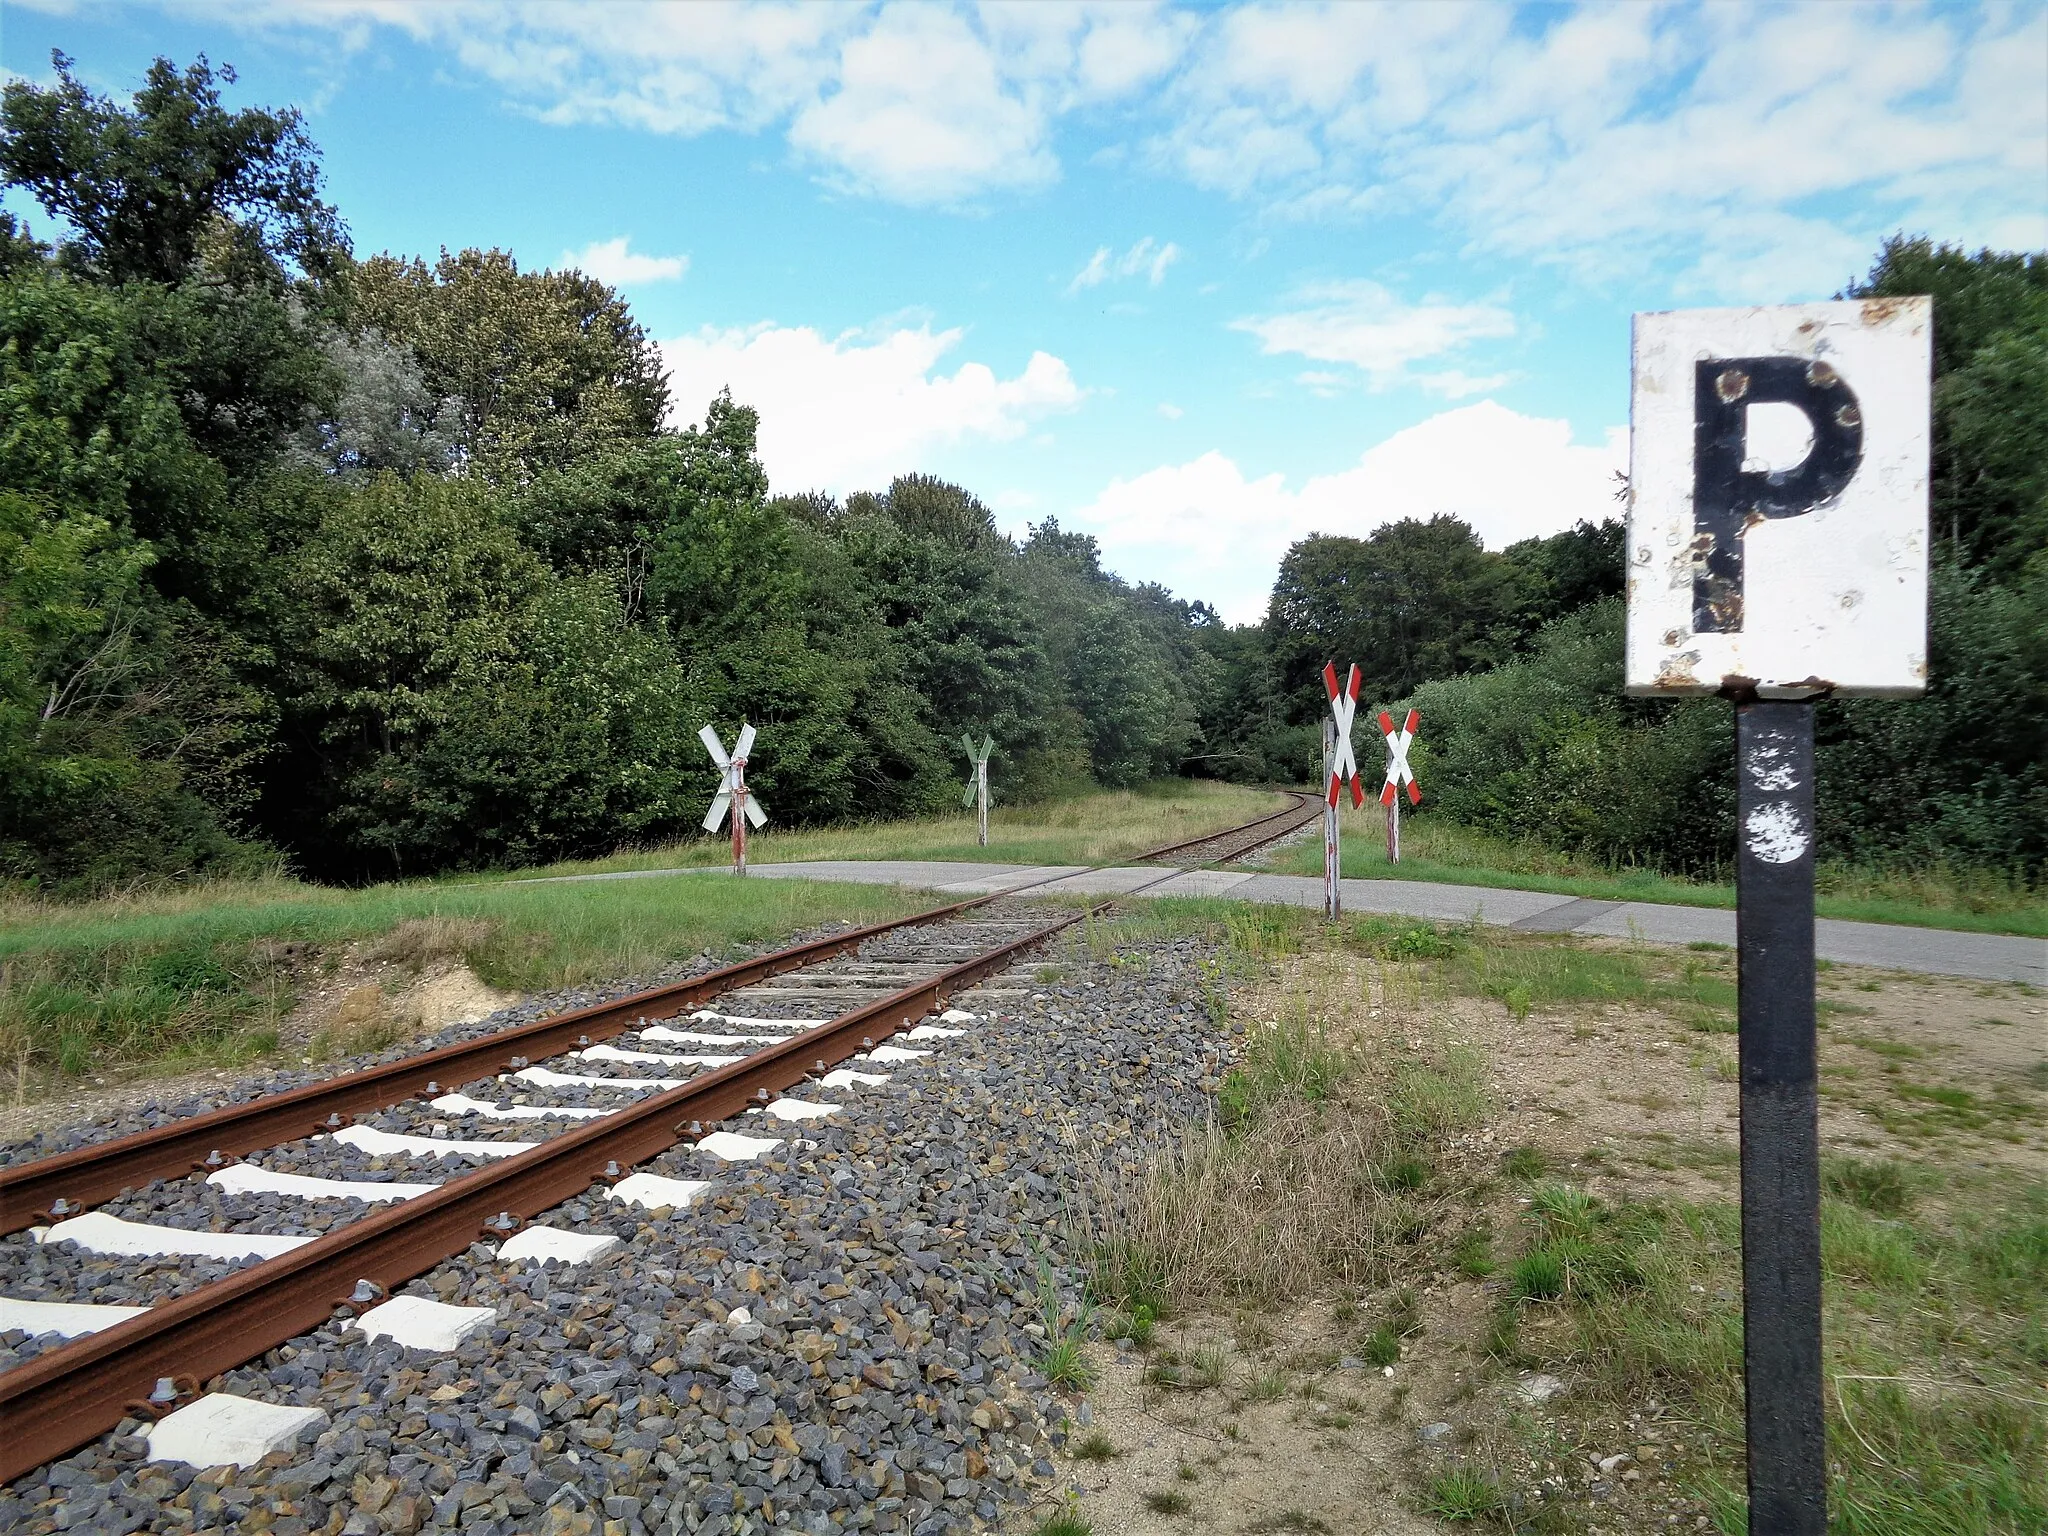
0;789;1315;1481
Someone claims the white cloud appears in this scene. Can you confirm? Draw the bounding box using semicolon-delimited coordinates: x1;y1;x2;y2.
1157;402;1184;419
221;0;1187;206
1071;401;1626;622
661;320;1083;493
560;237;689;286
1157;1;2047;296
1066;236;1183;294
1233;281;1515;392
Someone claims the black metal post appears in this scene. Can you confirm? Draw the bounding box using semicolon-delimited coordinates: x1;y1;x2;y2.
1734;699;1826;1534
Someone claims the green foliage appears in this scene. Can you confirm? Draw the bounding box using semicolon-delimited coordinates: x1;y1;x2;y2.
1421;1466;1506;1521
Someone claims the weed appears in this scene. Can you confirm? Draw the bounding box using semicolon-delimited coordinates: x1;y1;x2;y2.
1175;1463;1199;1482
1031;1508;1092;1536
1101;1302;1158;1349
1501;1145;1548;1179
1361;1326;1401;1367
1511;1248;1566;1301
1245;1369;1289;1403
1687;940;1730;951
1382;1153;1430;1190
1823;1155;1913;1215
1034;1253;1096;1391
1218;1006;1348;1127
1453;1225;1496;1278
1069;1431;1120;1463
1141;1490;1191;1515
1422;1466;1505;1521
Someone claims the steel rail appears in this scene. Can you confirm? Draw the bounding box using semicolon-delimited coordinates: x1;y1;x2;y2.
0;906;1088;1481
1132;789;1320;864
0;897;997;1236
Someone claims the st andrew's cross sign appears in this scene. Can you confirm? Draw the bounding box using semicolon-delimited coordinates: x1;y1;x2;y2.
700;723;766;875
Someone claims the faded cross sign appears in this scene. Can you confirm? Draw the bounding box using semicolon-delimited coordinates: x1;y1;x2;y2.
700;724;766;875
1626;299;1931;700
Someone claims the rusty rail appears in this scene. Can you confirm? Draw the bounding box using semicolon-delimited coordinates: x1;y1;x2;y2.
1;898;996;1236
0;906;1086;1481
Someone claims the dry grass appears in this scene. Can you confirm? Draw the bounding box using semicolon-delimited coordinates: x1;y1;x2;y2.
1082;948;1487;1318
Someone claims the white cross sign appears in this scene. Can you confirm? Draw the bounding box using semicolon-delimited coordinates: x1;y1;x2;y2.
1322;662;1363;808
1626;299;1931;699
700;723;767;833
1379;709;1419;807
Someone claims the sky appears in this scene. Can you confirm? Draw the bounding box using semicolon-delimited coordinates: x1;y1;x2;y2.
4;1;2043;622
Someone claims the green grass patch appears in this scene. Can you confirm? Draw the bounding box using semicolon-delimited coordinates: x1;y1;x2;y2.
1270;803;2045;936
1496;1167;2047;1534
0;874;932;1084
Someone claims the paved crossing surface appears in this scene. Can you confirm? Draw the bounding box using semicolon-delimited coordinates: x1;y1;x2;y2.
547;860;2045;986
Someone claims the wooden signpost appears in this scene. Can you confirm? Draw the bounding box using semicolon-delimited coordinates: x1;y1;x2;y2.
700;723;766;876
1377;708;1419;863
959;733;994;848
1627;298;1931;1533
1321;662;1364;919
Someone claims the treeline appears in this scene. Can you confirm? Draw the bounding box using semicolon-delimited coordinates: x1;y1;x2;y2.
1197;239;2046;881
1;56;1213;889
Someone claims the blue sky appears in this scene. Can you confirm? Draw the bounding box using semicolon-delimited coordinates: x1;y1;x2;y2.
6;1;2042;620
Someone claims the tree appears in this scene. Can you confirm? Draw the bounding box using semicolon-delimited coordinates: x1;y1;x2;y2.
1266;516;1524;712
343;248;668;483
0;52;345;288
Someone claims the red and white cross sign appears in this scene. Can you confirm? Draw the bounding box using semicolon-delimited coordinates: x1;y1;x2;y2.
1379;709;1421;806
1322;662;1364;808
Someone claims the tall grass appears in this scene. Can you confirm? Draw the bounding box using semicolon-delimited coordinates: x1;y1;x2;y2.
1;875;933;1085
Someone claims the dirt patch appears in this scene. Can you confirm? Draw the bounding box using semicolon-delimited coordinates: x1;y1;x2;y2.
1047;935;2046;1535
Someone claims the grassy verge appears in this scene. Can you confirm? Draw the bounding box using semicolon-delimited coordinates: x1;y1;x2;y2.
0;874;933;1091
1265;805;2045;937
483;780;1291;883
1059;907;2044;1534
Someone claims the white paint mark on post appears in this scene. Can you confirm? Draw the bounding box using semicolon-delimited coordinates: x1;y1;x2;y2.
1626;299;1932;699
1744;802;1809;864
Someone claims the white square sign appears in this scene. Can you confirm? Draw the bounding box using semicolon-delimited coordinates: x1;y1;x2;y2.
1626;298;1931;698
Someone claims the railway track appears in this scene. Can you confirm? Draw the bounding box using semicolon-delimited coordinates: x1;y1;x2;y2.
0;791;1315;1486
1133;788;1322;866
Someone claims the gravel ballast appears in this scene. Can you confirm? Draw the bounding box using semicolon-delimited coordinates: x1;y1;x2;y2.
2;917;1235;1535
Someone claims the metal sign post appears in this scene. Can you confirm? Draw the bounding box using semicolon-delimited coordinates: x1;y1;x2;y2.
1321;663;1364;919
700;723;767;876
1378;709;1419;862
1628;298;1930;1534
959;734;994;847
